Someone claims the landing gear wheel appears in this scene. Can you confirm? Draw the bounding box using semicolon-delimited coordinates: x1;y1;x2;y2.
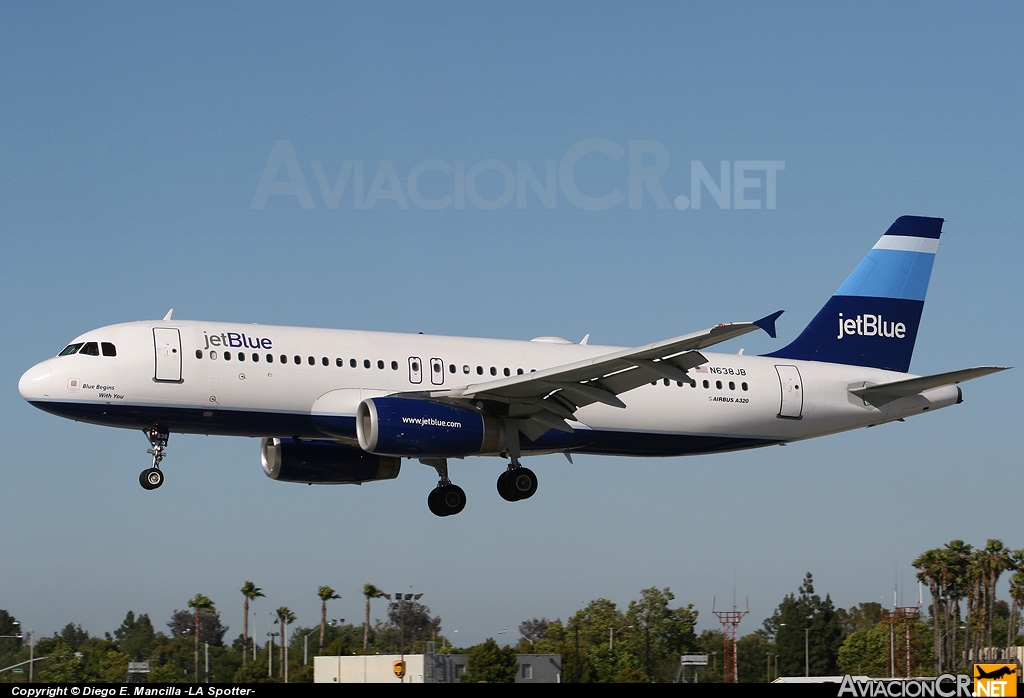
428;484;466;517
140;468;164;490
510;467;537;500
497;467;537;501
497;471;517;502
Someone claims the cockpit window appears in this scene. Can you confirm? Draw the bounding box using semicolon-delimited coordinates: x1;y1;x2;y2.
101;342;117;357
59;343;84;356
80;342;100;356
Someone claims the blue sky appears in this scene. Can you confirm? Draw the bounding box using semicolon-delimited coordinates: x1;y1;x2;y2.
2;3;1021;648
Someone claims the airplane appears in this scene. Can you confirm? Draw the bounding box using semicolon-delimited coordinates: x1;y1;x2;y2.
18;216;1008;517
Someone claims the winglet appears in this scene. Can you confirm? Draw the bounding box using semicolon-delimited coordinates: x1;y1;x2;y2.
754;310;784;339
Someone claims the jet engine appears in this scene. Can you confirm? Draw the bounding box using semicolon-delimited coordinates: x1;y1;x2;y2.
356;397;505;458
260;438;401;484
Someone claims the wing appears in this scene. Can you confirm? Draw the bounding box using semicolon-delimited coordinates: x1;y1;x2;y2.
415;312;783;441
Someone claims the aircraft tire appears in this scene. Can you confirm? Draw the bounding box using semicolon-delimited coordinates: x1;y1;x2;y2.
497;471;519;502
510;468;538;500
438;484;466;516
140;468;164;490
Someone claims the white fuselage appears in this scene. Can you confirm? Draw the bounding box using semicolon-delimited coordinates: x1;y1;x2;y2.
18;319;961;459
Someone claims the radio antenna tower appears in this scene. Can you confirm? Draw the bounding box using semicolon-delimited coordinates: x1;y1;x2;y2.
712;596;749;683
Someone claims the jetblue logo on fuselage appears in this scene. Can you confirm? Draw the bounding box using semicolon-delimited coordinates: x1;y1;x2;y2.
203;331;273;351
837;313;906;340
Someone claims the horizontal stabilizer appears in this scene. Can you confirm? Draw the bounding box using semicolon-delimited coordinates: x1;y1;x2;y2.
850;366;1009;404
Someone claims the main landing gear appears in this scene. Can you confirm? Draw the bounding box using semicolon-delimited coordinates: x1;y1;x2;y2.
422;458;467;517
496;428;537;502
140;424;168;490
497;465;538;502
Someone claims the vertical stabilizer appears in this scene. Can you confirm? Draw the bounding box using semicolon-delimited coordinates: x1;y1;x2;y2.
764;216;942;372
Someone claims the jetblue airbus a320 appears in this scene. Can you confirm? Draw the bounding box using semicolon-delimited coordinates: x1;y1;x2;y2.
19;216;1007;516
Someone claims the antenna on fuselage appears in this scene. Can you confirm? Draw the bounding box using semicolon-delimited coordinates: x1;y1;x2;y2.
163;309;174;321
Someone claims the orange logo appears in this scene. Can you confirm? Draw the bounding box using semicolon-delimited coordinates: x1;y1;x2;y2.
974;664;1018;697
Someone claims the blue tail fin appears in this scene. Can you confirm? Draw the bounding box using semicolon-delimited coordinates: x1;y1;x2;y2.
764;216;943;372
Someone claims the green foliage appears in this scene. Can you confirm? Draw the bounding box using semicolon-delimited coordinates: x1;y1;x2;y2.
765;572;844;677
112;611;162;660
737;631;771;683
35;639;85;683
58;623;89;650
838;625;889;677
461;638;518;683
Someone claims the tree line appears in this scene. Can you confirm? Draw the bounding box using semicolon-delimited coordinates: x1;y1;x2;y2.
1;541;1020;683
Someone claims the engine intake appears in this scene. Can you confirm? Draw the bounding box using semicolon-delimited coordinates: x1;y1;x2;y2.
260;438;400;484
356;397;505;458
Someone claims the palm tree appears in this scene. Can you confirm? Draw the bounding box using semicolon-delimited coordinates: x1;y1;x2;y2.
971;540;1011;659
187;594;215;683
1006;550;1024;666
317;586;340;651
275;606;296;679
240;581;264;664
943;539;973;670
363;584;385;652
913;548;943;674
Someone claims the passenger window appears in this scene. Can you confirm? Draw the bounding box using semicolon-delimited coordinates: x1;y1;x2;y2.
210;351;218;360
101;342;117;357
490;367;497;376
377;360;385;369
463;365;470;374
350;359;357;368
742;382;748;391
517;369;524;375
392;361;399;370
476;366;483;375
280;355;287;364
59;343;84;356
238;352;245;361
294;356;301;365
504;368;511;377
252;353;259;362
308;356;315;366
196;350;203;359
337;358;344;367
729;381;735;390
449;364;456;374
224;352;231;361
702;380;709;389
322;357;329;366
267;354;274;363
364;359;371;369
716;381;722;389
663;379;670;386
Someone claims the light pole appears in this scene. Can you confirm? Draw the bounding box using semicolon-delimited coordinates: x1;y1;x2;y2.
609;625;632;651
387;591;423;656
805;627;809;677
940;625;967;672
303;630;316;665
266;632;279;677
1;623;29;682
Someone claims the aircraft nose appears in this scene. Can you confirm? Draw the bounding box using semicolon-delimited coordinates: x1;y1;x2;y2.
19;362;52;401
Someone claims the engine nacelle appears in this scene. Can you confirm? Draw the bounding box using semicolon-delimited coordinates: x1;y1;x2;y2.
356;397;505;458
260;438;401;484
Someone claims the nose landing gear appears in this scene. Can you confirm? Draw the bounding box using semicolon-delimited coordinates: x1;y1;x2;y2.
140;424;169;490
